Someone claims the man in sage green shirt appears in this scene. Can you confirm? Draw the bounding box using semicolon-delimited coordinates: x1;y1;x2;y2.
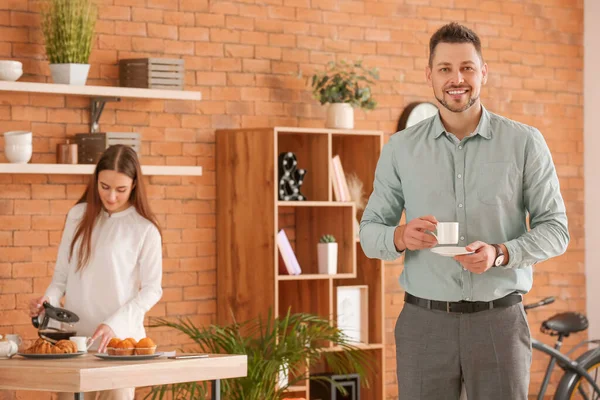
360;23;569;400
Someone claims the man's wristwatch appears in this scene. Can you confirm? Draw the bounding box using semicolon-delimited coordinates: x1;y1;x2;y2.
491;244;505;267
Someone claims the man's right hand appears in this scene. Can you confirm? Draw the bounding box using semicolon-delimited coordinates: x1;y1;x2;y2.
394;215;439;251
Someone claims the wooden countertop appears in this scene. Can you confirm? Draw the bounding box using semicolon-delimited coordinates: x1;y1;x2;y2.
0;353;247;392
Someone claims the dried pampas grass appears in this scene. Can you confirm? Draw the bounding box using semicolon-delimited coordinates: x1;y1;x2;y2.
346;173;366;211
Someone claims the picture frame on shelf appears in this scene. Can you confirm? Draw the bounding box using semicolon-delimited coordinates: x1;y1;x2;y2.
336;285;368;344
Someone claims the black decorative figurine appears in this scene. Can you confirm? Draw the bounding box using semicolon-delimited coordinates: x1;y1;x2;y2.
278;152;307;201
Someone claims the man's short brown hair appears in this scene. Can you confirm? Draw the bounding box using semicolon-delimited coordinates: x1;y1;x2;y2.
429;22;483;67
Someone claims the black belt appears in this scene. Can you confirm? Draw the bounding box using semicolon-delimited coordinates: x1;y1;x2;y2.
405;292;522;314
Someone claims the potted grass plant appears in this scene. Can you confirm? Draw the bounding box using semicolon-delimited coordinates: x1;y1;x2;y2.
145;309;373;400
311;60;379;129
318;234;338;275
40;0;97;85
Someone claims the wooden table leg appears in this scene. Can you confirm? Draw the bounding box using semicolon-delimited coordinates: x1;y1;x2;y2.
74;393;84;400
211;379;220;400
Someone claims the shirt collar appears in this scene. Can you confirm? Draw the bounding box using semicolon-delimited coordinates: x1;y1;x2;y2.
433;105;492;140
102;205;135;219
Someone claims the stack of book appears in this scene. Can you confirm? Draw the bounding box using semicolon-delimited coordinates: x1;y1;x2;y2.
331;155;351;201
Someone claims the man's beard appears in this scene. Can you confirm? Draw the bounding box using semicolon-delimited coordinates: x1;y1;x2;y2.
435;89;479;113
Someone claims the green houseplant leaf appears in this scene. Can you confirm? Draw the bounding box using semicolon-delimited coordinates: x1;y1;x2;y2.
145;309;374;400
40;0;97;64
310;60;379;111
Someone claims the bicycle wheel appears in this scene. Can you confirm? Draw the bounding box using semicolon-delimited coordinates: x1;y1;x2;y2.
555;349;600;399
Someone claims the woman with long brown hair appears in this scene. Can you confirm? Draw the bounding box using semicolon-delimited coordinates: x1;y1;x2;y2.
29;145;163;400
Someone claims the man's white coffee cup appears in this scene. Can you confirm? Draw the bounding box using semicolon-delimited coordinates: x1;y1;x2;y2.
429;222;459;245
70;336;93;353
0;340;18;358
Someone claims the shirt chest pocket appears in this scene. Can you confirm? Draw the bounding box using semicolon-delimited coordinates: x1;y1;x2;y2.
477;162;518;205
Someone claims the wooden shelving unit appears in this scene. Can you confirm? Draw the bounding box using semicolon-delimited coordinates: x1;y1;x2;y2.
216;127;385;400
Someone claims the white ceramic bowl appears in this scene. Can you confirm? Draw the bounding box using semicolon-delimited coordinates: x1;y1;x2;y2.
0;61;22;69
5;144;32;163
0;61;23;82
0;68;22;82
4;131;32;145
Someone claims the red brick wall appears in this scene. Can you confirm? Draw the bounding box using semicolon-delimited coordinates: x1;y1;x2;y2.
0;1;583;399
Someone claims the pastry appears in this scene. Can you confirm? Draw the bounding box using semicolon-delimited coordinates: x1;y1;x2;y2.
55;340;78;354
107;338;120;348
112;338;135;356
135;337;157;355
24;338;77;354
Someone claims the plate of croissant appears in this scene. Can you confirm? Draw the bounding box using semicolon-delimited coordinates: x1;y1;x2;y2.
94;337;161;360
18;338;85;359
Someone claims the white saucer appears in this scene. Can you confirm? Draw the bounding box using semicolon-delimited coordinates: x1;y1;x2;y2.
430;246;474;257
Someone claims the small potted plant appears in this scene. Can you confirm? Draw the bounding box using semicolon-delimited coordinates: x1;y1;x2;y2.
311;60;379;129
318;234;338;275
40;0;97;85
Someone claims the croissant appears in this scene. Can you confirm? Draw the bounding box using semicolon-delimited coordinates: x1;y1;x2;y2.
55;340;78;354
25;338;51;354
25;338;77;354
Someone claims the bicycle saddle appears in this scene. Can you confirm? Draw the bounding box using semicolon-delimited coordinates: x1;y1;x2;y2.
542;312;588;336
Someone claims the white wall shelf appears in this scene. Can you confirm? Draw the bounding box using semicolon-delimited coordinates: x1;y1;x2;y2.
0;81;201;132
0;163;202;176
0;81;201;100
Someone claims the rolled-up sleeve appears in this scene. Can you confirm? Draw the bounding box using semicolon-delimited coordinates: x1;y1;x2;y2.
503;129;570;268
359;137;405;261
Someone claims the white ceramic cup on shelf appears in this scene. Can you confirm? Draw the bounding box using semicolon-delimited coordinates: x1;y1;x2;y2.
4;131;32;163
429;222;459;245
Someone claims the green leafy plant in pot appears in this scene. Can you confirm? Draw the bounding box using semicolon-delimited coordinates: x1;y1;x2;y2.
145;309;373;400
40;0;97;85
311;60;379;130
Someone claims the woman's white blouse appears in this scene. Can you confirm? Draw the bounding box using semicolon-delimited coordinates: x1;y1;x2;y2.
45;203;163;341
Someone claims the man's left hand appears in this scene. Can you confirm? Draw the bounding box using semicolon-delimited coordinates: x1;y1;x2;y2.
454;241;495;274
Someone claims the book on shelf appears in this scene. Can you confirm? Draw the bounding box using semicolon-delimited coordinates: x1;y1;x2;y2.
276;229;302;275
331;155;351;202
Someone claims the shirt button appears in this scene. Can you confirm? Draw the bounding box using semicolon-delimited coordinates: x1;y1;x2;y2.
458;145;463;150
460;236;465;241
458;203;463;208
457;174;462;179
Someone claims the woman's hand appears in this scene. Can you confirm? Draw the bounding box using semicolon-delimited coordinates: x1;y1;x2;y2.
91;324;116;353
29;295;49;317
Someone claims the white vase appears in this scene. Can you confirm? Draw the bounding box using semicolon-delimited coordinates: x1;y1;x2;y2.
49;63;90;85
278;362;289;388
318;242;338;274
4;131;32;164
326;103;354;129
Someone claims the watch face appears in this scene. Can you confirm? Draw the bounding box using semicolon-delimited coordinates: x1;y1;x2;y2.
397;102;439;131
495;255;505;267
